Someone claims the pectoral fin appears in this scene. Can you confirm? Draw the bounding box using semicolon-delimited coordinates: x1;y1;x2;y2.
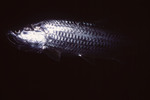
44;48;61;62
78;54;97;66
78;53;127;66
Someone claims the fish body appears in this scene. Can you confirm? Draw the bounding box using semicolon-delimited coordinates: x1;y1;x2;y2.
8;20;131;61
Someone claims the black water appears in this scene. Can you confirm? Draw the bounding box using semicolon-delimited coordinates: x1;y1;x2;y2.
0;0;149;100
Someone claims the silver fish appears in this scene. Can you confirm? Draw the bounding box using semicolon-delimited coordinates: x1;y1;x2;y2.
8;20;132;62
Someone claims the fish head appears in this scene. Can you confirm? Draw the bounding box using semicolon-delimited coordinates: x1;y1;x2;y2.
8;25;47;52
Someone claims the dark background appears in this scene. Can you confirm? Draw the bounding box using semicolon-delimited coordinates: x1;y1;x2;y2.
0;0;149;100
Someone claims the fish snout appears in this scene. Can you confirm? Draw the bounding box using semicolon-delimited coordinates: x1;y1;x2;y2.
7;31;22;45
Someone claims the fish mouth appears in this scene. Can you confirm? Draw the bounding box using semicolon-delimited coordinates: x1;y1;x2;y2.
7;31;24;45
